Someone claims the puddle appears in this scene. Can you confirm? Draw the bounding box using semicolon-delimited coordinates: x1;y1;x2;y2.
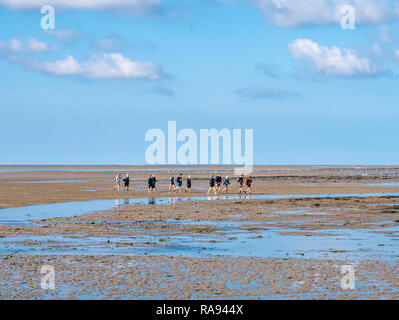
366;182;399;187
278;210;331;215
1;192;399;225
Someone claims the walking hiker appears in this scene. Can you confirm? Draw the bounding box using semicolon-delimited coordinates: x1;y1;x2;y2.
169;174;176;192
113;173;122;191
207;175;217;195
222;176;230;193
123;173;130;191
151;175;157;192
186;175;192;192
215;174;222;193
237;174;244;194
147;175;154;193
244;176;253;194
175;173;183;193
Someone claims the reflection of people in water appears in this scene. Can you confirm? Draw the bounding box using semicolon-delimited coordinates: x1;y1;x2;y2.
148;198;156;205
169;197;176;205
124;198;129;205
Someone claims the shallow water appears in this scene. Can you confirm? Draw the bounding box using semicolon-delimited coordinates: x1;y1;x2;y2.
1;219;398;262
1;192;399;225
1;192;399;261
366;182;399;187
278;210;331;215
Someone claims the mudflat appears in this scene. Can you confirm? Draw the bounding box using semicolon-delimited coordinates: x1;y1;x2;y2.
1;165;399;208
0;165;398;299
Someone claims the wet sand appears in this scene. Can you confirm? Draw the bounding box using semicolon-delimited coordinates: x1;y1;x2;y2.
1;165;399;208
0;165;399;299
1;255;398;300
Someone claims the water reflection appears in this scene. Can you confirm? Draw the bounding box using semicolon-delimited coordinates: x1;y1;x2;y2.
1;192;399;225
115;199;120;208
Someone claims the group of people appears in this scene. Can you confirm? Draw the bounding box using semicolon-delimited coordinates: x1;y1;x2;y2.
113;173;130;191
169;174;191;193
207;174;252;195
147;174;157;192
113;172;253;194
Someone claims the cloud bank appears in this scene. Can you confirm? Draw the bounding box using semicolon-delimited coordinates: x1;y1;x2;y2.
0;37;55;53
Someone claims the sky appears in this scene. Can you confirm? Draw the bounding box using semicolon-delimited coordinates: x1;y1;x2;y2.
0;0;398;165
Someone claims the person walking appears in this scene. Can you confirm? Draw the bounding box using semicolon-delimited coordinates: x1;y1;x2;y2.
151;175;157;192
222;176;230;193
215;173;222;193
237;174;244;194
186;175;192;192
147;175;153;193
207;175;217;195
175;173;183;193
169;174;176;192
244;176;253;194
113;173;122;191
123;173;130;191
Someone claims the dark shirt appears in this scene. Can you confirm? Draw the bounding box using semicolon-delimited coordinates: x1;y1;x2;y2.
209;178;215;187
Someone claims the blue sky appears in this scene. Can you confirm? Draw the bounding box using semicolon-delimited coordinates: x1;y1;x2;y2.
0;0;398;165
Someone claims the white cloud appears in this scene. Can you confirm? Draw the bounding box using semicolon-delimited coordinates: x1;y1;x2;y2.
0;38;23;52
289;38;385;77
0;0;161;14
0;37;54;53
253;0;399;27
28;38;50;52
28;53;164;79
